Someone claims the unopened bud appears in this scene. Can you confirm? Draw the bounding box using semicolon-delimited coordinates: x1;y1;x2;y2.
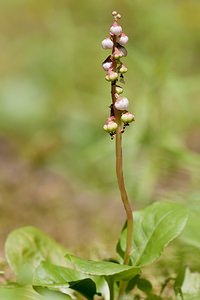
112;11;117;16
106;69;118;81
101;37;114;50
121;112;135;123
113;47;123;59
115;97;129;110
116;86;123;94
103;119;118;132
102;61;112;71
110;21;122;36
118;33;128;45
119;64;128;73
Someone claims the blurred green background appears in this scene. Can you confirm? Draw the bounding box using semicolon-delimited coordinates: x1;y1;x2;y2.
0;0;200;289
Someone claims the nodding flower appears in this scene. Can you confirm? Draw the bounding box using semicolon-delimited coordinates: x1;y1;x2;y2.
115;96;129;110
113;47;123;59
119;64;128;73
103;117;118;132
105;69;118;81
121;112;135;123
110;20;122;36
101;37;114;49
102;61;113;71
118;33;128;45
116;86;123;94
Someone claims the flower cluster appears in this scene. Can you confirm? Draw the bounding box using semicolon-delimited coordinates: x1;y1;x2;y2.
102;11;135;139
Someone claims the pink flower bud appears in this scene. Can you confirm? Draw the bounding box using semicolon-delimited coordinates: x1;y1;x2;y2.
119;64;128;73
102;61;112;71
115;97;129;110
103;118;118;132
118;33;128;45
113;47;123;59
105;69;118;81
101;37;114;49
121;112;135;123
112;11;117;16
110;21;122;36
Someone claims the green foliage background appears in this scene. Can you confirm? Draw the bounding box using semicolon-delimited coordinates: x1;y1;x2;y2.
0;0;200;285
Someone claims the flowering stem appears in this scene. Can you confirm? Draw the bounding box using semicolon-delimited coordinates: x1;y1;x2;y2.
112;88;133;267
111;35;133;268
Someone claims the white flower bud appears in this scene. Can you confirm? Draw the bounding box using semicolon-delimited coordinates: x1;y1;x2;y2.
116;86;123;94
107;121;118;132
119;64;128;73
101;38;114;49
110;21;122;36
121;112;135;123
115;97;129;110
102;61;112;71
106;70;118;81
118;33;128;45
103;119;118;132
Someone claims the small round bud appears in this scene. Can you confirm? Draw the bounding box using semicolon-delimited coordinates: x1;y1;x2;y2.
101;38;114;50
102;61;112;71
106;70;118;81
118;33;128;45
115;97;129;110
119;64;128;73
112;11;117;16
121;112;135;123
113;47;123;59
116;86;123;94
103;118;118;132
117;14;121;19
110;21;122;36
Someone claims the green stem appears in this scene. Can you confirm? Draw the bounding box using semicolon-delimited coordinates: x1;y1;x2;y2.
111;35;133;267
106;277;114;300
111;32;134;299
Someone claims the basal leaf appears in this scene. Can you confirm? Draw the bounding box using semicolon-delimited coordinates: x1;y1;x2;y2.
117;202;188;267
66;254;141;281
33;261;88;286
33;261;97;300
0;285;70;300
5;226;71;283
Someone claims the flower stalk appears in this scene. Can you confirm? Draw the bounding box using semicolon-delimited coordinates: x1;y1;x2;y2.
102;11;134;267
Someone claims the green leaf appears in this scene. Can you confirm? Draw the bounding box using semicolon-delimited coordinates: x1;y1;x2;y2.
33;261;97;300
5;226;71;283
117;202;188;267
0;285;41;300
33;261;87;286
65;254;141;281
175;267;200;299
0;285;70;300
137;278;152;294
181;200;200;249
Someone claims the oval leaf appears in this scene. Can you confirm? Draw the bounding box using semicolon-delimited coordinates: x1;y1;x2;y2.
65;254;141;281
5;226;71;283
33;262;97;300
117;202;188;267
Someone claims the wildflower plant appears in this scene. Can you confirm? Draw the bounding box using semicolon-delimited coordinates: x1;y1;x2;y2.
0;11;193;300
